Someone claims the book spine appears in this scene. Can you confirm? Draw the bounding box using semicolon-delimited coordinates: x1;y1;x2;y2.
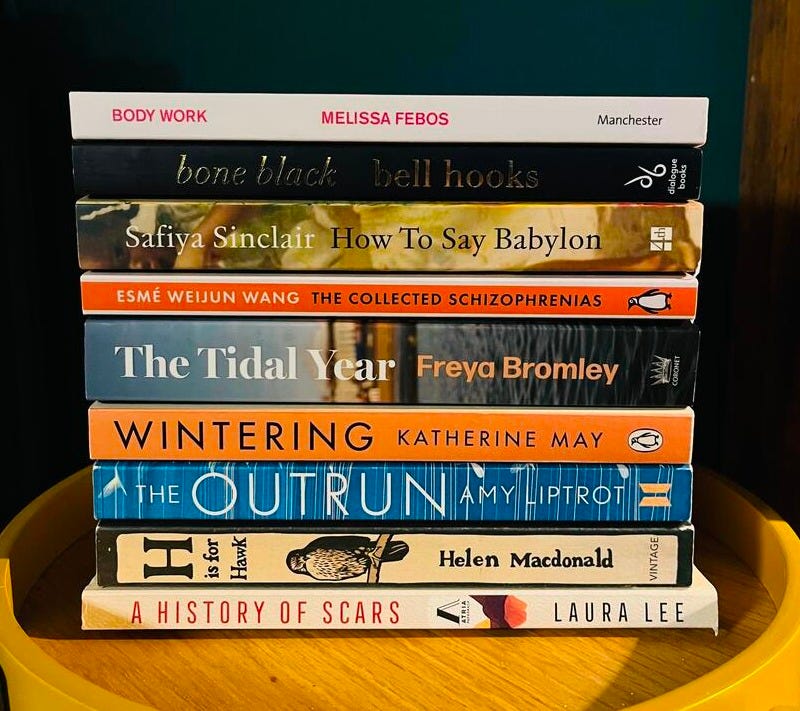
68;92;709;145
71;143;702;202
92;461;693;523
75;199;703;274
94;523;694;586
81;571;719;631
79;273;699;320
87;404;695;463
83;319;700;407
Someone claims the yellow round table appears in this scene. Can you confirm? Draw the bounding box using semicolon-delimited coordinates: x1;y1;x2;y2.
1;466;798;710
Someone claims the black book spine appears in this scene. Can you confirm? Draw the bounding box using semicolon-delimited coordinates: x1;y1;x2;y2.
72;142;702;202
83;318;700;407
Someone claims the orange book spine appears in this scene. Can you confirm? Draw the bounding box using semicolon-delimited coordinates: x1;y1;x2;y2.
80;273;698;319
87;404;694;463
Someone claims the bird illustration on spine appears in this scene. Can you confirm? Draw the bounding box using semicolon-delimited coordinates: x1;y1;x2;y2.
100;469;128;497
286;534;409;583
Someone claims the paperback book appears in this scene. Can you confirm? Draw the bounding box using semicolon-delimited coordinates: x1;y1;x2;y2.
80;566;718;631
69;92;709;144
86;403;695;463
94;522;695;586
79;273;699;319
83;318;700;406
74;199;703;274
71;142;702;203
92;460;693;523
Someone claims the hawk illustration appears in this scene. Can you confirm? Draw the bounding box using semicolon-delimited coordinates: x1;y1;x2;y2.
286;535;409;581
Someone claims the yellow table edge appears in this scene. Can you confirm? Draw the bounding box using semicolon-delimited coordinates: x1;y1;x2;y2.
0;465;798;711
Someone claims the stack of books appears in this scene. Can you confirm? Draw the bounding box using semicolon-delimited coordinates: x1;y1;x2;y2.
70;92;718;632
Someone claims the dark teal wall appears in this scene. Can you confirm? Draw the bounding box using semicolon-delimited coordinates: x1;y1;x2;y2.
19;0;751;204
3;0;753;525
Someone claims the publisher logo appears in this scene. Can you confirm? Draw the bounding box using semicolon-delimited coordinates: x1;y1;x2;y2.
436;599;473;624
649;355;681;386
628;429;663;452
437;600;462;624
639;483;672;508
649;227;673;251
624;163;667;188
628;288;672;314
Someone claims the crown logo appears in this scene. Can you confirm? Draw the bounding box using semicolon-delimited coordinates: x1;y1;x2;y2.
650;355;673;385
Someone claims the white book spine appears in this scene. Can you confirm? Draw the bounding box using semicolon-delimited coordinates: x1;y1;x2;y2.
68;92;708;144
80;569;718;631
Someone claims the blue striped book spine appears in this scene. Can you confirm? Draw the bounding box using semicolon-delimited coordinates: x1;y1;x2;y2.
92;461;692;523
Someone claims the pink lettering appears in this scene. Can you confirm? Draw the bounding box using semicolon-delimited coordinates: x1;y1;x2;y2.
319;108;451;127
158;108;208;123
111;108;156;122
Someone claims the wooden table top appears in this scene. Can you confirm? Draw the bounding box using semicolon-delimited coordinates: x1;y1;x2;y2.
16;527;774;711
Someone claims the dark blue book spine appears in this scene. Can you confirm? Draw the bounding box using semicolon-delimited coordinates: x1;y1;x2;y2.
92;461;692;522
71;141;702;202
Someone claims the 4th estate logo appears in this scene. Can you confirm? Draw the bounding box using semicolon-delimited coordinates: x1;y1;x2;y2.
649;226;673;251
